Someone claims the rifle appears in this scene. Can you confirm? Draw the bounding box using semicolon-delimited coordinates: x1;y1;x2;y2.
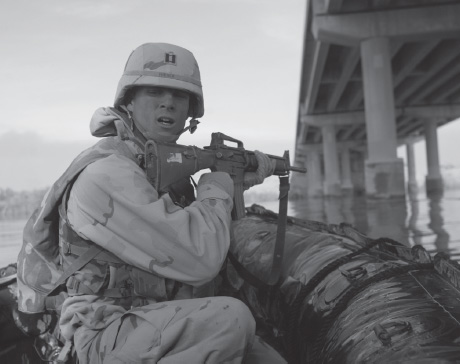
144;132;306;220
144;132;306;286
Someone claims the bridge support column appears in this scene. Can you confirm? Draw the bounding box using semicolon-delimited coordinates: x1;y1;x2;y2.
360;37;405;198
290;158;308;199
424;119;444;195
340;147;353;193
322;125;341;196
406;139;418;195
306;150;324;197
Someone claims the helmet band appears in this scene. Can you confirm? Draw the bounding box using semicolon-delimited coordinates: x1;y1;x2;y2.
124;71;202;87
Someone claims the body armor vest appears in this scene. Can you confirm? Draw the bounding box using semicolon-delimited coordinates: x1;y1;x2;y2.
57;146;202;308
58;184;184;309
18;135;201;314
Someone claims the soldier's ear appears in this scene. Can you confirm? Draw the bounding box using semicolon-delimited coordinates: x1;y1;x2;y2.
126;100;134;113
124;88;136;112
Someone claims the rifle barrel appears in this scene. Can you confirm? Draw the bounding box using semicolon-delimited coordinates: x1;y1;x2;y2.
290;166;307;173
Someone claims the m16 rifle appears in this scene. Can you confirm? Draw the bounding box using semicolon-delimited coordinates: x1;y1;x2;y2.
144;132;306;220
144;132;306;286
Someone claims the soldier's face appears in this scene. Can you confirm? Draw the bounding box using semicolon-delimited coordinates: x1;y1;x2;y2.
127;86;190;141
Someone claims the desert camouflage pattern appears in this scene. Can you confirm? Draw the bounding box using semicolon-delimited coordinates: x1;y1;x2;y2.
60;295;285;364
17;107;232;314
17;130;138;313
58;183;220;309
17;107;286;363
64;153;233;290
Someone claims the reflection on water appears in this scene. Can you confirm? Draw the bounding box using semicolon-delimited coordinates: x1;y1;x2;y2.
287;189;460;262
1;190;460;267
0;219;26;267
427;194;450;255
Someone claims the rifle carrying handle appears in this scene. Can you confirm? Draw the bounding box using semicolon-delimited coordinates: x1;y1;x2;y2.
211;132;244;149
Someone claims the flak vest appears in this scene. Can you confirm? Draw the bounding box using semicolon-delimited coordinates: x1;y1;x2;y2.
17;136;202;316
58;189;182;308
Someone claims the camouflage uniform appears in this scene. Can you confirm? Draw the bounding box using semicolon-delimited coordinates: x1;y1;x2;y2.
20;107;286;363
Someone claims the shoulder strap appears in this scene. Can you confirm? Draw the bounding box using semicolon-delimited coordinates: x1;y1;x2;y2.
52;244;104;291
53;182;116;293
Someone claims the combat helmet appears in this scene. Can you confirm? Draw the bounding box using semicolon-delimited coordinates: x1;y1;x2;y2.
114;43;204;118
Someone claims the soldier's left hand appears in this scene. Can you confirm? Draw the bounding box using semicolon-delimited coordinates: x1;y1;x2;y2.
243;151;276;190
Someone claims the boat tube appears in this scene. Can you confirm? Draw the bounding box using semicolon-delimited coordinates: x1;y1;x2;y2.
229;205;460;363
1;205;460;363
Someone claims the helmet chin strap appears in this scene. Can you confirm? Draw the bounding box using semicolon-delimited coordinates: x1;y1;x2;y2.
178;119;200;136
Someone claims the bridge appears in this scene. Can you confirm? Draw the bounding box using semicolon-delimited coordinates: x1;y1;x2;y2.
292;0;460;198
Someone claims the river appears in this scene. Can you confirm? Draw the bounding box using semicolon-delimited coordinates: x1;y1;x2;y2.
1;189;460;268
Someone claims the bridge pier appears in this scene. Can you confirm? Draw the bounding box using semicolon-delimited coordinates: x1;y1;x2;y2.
340;147;353;193
405;139;419;195
424;119;444;196
306;150;323;197
322;125;341;196
291;149;323;198
360;37;405;198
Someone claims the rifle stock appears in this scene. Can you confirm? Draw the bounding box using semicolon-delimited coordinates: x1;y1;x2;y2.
145;132;306;220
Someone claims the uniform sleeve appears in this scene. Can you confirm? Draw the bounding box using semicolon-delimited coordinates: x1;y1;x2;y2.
66;154;234;287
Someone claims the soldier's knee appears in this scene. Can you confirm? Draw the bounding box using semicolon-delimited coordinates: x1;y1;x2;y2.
214;296;255;329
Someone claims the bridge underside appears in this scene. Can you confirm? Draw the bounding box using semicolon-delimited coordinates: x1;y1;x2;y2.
293;0;460;198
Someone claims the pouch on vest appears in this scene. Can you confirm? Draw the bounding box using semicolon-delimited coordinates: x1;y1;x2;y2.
131;267;167;300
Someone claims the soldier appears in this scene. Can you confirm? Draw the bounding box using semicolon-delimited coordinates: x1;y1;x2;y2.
17;43;286;363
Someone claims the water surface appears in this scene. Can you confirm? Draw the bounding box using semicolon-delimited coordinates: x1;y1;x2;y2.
255;189;460;262
1;189;459;267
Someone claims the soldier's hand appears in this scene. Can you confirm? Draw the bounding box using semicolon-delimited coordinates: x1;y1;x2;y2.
243;151;276;190
199;171;234;197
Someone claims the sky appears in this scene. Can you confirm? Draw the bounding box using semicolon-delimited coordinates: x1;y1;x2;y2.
0;0;306;190
0;0;459;191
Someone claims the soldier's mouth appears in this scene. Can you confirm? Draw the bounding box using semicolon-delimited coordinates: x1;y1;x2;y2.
158;117;175;127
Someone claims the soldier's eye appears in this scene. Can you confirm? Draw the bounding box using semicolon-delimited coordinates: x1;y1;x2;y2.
174;90;189;99
147;88;162;96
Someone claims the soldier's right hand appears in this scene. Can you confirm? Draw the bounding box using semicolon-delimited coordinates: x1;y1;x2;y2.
198;172;234;198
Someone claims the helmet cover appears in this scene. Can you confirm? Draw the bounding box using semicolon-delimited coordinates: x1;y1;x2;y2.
114;43;204;118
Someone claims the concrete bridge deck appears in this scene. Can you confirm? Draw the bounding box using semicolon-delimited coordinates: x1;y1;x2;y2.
293;0;460;198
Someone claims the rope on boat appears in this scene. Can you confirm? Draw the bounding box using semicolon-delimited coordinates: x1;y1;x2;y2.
309;261;434;364
286;237;400;363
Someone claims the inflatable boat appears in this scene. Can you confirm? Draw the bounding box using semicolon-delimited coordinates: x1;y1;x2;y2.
1;205;460;363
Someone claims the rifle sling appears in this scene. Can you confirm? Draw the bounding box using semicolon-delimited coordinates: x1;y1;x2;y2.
228;175;290;289
268;175;290;285
227;252;271;290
